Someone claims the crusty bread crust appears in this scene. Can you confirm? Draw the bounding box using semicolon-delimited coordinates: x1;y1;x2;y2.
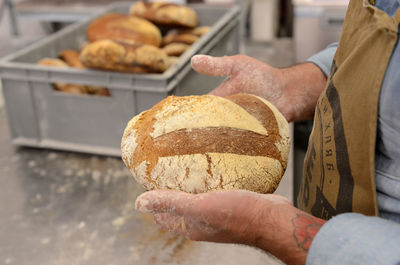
161;26;210;48
166;56;180;68
59;50;85;69
38;58;69;68
121;94;290;194
58;50;110;95
162;43;190;56
162;29;199;46
38;58;86;94
87;13;162;47
80;39;169;73
130;1;198;28
192;26;211;36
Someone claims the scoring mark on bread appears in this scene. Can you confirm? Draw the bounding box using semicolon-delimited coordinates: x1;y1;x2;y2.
153;127;281;161
151;95;269;138
225;93;289;167
225;93;281;139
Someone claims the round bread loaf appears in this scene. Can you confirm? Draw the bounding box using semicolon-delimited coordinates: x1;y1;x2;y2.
162;29;199;46
162;43;190;56
130;1;198;28
121;94;290;194
80;39;169;73
87;13;162;47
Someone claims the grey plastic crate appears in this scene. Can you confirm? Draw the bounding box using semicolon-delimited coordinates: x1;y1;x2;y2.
0;3;240;156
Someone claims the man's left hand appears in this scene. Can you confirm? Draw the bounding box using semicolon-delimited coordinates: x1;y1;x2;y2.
135;190;326;265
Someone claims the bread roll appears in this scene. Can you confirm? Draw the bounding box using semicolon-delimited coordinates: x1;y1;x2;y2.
83;86;110;96
192;26;211;36
54;84;86;95
166;56;180;68
162;26;210;47
130;1;198;28
87;13;162;47
59;50;85;69
121;94;290;194
162;43;190;56
58;50;111;96
37;58;86;94
162;29;199;46
80;39;169;73
38;58;69;68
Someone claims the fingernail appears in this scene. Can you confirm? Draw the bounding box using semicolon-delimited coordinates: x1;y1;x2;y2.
135;195;152;213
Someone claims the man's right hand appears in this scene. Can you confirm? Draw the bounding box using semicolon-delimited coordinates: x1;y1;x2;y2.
191;55;327;122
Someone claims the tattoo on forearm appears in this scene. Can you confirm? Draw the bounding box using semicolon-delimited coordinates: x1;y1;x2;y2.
291;213;326;252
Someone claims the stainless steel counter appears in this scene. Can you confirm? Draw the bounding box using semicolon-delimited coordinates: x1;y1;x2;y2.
0;109;286;264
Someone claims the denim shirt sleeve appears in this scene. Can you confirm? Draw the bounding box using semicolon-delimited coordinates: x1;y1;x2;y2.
306;42;338;77
306;213;400;265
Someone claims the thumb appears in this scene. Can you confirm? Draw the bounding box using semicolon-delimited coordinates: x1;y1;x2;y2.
191;55;235;77
135;190;195;215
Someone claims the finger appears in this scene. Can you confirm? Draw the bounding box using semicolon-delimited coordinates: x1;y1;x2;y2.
191;55;235;77
153;213;194;239
153;213;182;233
135;190;196;215
153;213;221;241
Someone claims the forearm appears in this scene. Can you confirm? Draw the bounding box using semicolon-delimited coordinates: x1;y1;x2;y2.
280;63;327;122
248;202;326;265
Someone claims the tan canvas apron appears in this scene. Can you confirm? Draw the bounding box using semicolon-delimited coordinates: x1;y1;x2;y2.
297;0;400;219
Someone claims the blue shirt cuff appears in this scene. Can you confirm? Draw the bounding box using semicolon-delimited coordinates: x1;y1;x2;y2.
306;42;338;77
306;213;400;265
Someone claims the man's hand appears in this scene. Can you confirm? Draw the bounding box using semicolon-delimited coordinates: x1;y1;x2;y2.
135;190;326;265
191;55;327;122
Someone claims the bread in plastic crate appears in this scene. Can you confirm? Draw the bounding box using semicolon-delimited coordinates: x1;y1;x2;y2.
0;3;240;156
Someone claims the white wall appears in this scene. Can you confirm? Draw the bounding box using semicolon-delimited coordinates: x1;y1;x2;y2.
0;84;3;110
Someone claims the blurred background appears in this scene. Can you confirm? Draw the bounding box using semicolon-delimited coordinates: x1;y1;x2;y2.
0;0;347;264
